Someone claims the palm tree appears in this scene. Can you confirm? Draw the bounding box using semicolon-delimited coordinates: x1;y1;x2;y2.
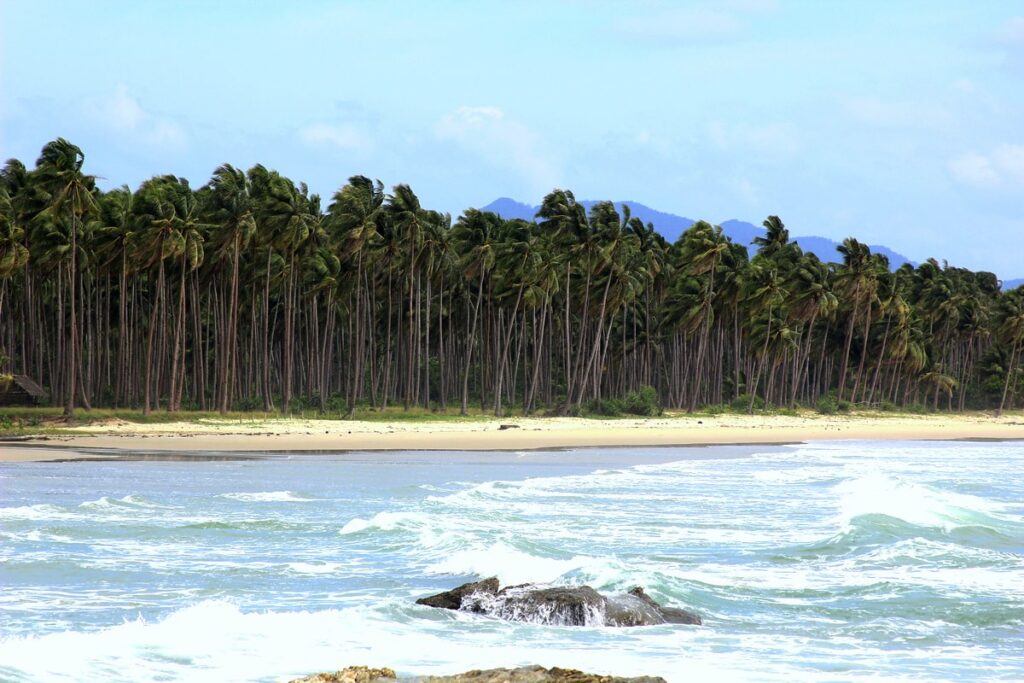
34;139;97;417
205;164;256;413
996;287;1024;414
835;238;875;402
451;209;500;414
260;170;315;412
331;176;386;414
0;187;29;365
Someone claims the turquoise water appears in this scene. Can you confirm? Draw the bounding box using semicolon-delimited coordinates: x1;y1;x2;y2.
1;441;1022;682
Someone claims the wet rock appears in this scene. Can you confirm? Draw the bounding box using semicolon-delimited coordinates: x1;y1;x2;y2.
625;586;701;625
419;665;667;682
467;585;607;626
416;580;700;627
415;577;499;610
289;665;396;683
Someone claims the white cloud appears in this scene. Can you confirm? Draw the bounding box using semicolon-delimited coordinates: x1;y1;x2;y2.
948;145;1024;189
436;106;561;194
299;123;369;153
995;17;1024;45
84;85;187;151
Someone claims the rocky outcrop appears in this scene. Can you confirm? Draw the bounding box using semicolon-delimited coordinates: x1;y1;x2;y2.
290;666;396;683
420;666;667;682
416;579;701;627
416;577;500;610
291;666;665;683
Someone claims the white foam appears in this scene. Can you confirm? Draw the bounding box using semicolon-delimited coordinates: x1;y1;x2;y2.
834;473;1012;532
339;510;422;535
425;541;609;586
286;562;344;575
0;504;75;521
0;599;741;683
218;491;314;503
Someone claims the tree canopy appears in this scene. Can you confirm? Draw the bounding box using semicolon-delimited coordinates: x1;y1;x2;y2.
1;139;1021;417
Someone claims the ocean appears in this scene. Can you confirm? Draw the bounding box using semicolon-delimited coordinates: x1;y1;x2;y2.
1;441;1022;681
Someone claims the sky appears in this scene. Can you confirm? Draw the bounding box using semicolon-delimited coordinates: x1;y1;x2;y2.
2;1;1023;276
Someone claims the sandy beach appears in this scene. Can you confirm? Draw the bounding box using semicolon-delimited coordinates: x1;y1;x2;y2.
2;412;1023;462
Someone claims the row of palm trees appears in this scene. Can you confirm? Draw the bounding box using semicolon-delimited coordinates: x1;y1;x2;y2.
1;138;1022;417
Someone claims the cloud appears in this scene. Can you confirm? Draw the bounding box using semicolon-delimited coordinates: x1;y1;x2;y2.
948;145;1024;189
995;16;1024;44
299;123;370;153
84;85;187;150
435;106;560;194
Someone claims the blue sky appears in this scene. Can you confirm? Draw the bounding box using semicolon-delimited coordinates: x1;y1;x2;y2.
2;1;1022;275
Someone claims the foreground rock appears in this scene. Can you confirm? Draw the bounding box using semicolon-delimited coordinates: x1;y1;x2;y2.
420;666;667;682
291;666;665;683
290;666;396;683
416;579;701;627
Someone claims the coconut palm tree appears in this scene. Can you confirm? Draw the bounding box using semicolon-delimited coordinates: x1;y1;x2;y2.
451;209;500;414
205;164;256;413
34;139;97;417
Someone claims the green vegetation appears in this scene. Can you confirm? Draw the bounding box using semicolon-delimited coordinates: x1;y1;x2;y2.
2;138;1024;420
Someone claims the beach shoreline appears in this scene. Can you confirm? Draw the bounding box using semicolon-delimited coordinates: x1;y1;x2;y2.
2;412;1023;462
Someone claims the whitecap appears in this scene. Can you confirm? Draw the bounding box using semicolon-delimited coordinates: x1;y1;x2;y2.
218;491;315;503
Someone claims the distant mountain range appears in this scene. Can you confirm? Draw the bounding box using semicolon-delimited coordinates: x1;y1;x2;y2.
481;197;914;268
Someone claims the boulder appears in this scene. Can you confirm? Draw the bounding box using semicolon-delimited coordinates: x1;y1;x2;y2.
625;587;702;625
292;666;665;683
417;580;700;627
420;665;667;682
415;577;499;611
289;665;396;683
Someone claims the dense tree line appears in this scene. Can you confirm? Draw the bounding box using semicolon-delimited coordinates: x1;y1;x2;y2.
1;138;1023;417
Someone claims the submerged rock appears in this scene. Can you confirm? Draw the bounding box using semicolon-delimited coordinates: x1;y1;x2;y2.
416;579;701;627
289;665;396;683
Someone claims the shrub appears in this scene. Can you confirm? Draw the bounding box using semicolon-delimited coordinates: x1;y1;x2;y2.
730;393;765;413
622;385;661;416
586;398;624;416
837;399;852;413
879;400;897;412
816;396;838;415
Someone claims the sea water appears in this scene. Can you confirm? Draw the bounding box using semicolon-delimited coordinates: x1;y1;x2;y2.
0;441;1022;682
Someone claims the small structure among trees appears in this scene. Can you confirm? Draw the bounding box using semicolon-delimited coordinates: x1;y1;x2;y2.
0;375;45;406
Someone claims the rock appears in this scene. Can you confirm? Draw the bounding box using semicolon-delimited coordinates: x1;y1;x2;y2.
416;580;700;627
294;667;663;683
468;585;607;626
498;424;520;430
289;665;396;683
626;586;702;625
420;665;667;682
415;577;499;610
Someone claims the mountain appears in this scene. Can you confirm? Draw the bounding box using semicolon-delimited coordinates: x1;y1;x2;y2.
718;220;913;268
1003;278;1024;291
480;198;913;268
482;197;697;241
